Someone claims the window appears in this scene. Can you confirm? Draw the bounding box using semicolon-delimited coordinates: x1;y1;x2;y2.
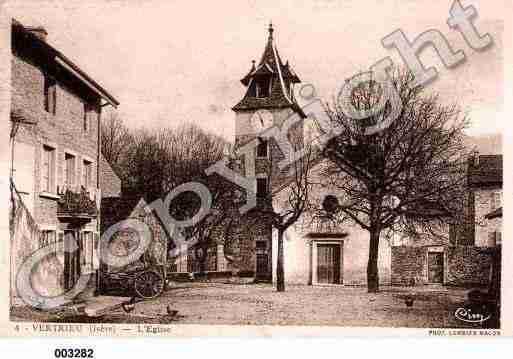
64;153;76;187
44;75;56;114
256;137;268;158
39;230;56;248
42;145;56;193
256;177;268;198
449;224;457;245
491;192;502;211
256;241;267;250
322;195;339;215
82;160;93;188
255;77;271;98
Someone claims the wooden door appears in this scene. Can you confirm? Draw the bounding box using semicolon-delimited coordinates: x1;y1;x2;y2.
317;244;341;284
256;253;268;278
64;230;81;290
428;252;444;283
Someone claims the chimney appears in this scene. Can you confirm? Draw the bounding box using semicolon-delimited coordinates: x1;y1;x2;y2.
25;26;48;42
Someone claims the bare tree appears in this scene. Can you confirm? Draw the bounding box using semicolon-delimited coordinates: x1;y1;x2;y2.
168;170;241;272
321;69;469;292
100;112;133;175
160;124;227;192
121;129;170;202
101;119;233;262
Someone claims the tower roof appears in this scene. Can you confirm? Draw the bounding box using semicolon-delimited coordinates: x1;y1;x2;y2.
233;23;303;115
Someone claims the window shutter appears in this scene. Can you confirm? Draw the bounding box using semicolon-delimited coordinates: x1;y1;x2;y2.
57;232;64;253
490;192;502;211
50;82;56;114
71;156;75;187
50;149;55;192
83;103;88;132
44;76;56;114
488;231;496;247
496;231;501;246
88;232;93;270
41;147;49;192
93;233;100;270
80;232;85;266
39;231;45;249
82;161;86;187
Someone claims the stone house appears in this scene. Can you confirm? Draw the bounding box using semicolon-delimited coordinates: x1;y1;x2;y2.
390;153;502;287
9;19;119;300
467;154;502;247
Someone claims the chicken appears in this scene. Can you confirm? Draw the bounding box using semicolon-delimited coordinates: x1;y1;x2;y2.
166;305;178;317
122;297;137;313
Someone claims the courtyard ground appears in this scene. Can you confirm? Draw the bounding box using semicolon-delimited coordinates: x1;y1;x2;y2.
11;282;488;328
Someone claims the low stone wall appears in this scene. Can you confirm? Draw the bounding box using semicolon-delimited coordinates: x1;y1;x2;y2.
446;246;493;286
391;246;427;285
391;245;495;287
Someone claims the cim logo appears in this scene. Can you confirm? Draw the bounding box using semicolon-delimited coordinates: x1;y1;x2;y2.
455;307;492;324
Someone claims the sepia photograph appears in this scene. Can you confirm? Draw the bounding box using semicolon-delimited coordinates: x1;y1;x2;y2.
0;0;509;338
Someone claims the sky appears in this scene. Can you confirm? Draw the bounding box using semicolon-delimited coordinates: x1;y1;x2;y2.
3;0;505;142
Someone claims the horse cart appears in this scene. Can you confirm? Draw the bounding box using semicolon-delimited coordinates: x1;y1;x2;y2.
101;263;166;299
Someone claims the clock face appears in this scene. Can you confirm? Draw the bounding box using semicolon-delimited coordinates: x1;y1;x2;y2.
250;109;274;133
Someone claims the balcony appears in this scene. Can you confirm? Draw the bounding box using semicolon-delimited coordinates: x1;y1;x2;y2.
57;185;98;223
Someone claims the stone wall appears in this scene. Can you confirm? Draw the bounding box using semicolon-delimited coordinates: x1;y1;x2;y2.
391;246;427;285
445;246;493;286
99;154;121;197
391;245;495;287
473;187;502;247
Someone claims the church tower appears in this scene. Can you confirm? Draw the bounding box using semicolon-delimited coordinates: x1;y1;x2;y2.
233;23;306;191
231;24;306;281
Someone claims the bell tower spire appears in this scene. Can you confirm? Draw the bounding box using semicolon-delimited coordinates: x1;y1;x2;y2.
233;23;304;116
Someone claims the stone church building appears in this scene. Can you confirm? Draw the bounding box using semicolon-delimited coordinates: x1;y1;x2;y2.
178;24;392;286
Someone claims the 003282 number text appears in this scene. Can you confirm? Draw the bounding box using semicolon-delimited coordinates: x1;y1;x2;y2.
54;349;94;358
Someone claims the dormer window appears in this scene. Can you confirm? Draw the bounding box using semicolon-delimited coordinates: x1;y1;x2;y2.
255;77;271;98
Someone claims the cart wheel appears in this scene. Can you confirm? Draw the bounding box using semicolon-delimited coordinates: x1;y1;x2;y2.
134;270;164;299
